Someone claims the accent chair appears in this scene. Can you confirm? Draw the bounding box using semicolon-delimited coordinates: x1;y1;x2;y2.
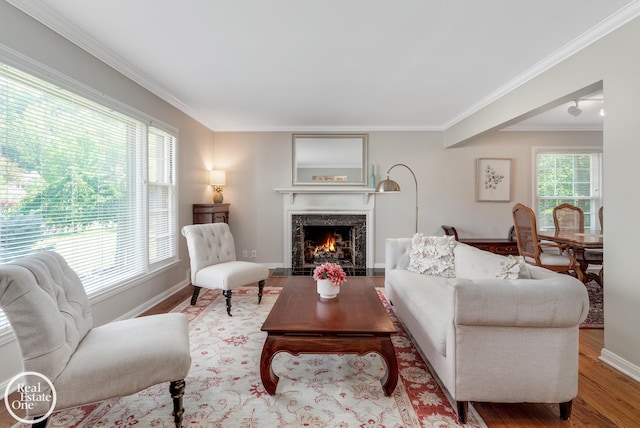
181;222;268;316
0;251;191;428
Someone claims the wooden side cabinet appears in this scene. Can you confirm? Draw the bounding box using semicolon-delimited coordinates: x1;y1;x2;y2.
193;203;229;224
460;239;519;256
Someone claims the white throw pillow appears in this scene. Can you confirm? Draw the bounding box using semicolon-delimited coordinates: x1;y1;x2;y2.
496;255;530;279
454;243;530;280
407;233;456;277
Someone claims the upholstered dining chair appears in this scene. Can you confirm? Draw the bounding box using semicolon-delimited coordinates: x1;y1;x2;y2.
0;251;191;428
598;205;604;232
553;203;584;232
512;203;584;282
552;203;584;257
553;203;603;285
181;223;269;316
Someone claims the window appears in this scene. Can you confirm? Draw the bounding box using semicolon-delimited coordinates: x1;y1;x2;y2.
0;61;177;334
535;149;602;231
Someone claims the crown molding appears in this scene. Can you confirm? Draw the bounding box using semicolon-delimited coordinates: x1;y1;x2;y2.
211;124;444;133
501;126;603;132
8;0;640;133
444;0;640;130
7;0;215;129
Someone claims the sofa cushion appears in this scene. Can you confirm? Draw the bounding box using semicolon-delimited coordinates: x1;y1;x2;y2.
454;243;530;280
407;234;456;277
387;269;449;356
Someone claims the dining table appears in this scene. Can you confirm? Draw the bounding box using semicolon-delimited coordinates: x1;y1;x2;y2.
537;229;603;283
537;229;603;251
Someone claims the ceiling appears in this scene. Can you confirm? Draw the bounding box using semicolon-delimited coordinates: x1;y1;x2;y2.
9;0;640;132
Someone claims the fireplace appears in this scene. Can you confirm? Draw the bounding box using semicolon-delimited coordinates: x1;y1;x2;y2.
291;214;366;275
275;187;375;273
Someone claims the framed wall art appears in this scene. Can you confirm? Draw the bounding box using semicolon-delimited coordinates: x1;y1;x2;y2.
476;158;511;202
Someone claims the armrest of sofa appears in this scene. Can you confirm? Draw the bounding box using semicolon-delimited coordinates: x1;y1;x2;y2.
449;276;589;328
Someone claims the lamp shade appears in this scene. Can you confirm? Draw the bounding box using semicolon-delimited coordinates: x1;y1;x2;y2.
375;176;400;192
210;170;226;185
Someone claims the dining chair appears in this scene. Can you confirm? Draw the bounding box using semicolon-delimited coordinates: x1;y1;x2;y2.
512;203;584;282
0;251;191;428
551;203;584;256
440;225;459;241
181;222;269;316
585;206;604;286
598;206;603;232
552;203;603;285
553;203;584;232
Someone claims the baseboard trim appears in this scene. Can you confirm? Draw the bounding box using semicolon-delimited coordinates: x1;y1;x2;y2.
600;348;640;383
112;279;190;322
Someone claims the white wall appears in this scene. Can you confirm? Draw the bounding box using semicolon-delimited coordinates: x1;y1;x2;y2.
214;131;602;267
446;16;640;379
0;2;215;387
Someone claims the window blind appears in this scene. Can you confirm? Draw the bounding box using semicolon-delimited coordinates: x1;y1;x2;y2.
148;127;176;266
536;151;603;230
0;61;177;334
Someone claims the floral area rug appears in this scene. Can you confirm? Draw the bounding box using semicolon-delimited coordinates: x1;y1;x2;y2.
30;287;487;428
581;280;603;329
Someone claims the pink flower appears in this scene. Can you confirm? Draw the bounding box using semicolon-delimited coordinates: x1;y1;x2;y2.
312;262;347;286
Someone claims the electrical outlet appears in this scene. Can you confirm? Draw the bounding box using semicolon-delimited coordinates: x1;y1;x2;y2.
251;250;257;258
242;250;248;258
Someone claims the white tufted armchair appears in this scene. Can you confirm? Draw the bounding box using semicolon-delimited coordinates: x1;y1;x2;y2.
0;251;191;428
181;223;269;316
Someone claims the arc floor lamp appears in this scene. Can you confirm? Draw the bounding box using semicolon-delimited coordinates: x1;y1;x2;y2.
375;163;419;233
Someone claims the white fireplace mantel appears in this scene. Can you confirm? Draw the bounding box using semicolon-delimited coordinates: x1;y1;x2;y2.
275;187;376;269
274;187;376;205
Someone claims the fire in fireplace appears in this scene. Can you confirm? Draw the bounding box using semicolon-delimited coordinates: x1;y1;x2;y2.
304;225;353;265
291;214;366;275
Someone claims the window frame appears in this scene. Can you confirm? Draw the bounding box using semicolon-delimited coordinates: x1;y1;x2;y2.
0;47;179;339
533;146;603;232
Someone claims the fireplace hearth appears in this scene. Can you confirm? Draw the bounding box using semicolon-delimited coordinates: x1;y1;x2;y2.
291;214;366;275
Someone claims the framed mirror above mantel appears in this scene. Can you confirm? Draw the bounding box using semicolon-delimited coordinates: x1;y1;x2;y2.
292;133;368;186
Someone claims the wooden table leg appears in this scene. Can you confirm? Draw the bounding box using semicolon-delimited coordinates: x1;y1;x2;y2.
259;336;279;395
378;336;399;396
259;334;398;396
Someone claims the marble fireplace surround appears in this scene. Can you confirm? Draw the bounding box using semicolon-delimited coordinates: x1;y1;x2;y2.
275;187;376;271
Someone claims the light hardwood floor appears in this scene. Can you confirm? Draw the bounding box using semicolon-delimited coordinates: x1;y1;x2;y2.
2;277;638;427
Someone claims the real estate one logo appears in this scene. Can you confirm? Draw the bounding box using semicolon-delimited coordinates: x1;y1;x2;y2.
4;371;57;425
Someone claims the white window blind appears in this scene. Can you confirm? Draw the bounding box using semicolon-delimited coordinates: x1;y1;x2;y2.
148;127;176;266
0;61;177;334
535;150;603;231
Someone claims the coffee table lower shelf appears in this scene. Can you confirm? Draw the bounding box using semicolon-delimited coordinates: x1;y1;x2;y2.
259;333;398;396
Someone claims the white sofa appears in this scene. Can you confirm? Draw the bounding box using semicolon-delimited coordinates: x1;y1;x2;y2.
384;237;589;423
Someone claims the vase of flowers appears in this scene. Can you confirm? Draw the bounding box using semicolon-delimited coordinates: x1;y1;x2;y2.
313;262;346;299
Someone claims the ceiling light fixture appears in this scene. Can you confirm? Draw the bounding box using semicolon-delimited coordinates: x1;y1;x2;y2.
567;100;582;117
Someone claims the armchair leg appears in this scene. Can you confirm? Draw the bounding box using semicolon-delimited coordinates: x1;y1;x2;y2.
170;379;186;428
258;280;265;304
222;290;233;316
32;416;48;428
456;401;468;424
190;286;202;305
559;400;573;420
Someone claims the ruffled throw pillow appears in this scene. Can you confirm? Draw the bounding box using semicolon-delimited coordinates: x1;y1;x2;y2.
408;233;457;277
496;255;530;279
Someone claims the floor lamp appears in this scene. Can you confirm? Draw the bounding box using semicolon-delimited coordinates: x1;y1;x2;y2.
375;163;419;233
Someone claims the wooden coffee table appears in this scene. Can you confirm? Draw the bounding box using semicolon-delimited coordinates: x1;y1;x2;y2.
260;276;398;396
